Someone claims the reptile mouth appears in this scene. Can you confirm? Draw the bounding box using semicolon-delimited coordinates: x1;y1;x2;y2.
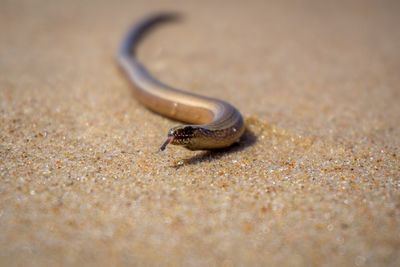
173;135;192;145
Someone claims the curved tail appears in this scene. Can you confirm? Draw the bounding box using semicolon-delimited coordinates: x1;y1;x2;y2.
118;13;181;60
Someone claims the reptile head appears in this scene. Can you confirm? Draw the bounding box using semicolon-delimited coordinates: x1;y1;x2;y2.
159;125;201;151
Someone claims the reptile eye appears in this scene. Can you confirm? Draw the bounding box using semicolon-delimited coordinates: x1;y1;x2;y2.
183;126;194;134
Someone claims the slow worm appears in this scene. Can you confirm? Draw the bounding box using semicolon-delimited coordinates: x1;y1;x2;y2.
117;13;245;151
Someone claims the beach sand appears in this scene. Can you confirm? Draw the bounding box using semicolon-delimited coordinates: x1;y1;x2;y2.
1;0;399;266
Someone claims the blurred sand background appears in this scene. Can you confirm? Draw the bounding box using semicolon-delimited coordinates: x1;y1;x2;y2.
1;0;399;266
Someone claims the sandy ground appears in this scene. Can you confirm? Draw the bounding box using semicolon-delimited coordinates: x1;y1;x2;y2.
1;0;399;266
